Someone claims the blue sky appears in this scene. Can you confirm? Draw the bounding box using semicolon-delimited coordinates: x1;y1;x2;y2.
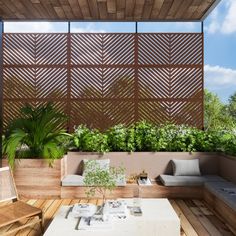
4;0;236;103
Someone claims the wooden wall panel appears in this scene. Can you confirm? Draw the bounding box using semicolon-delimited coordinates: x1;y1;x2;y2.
3;33;203;131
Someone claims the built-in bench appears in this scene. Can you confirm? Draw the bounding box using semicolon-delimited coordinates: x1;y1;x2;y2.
157;156;236;233
61;152;220;199
61;151;236;231
203;180;236;233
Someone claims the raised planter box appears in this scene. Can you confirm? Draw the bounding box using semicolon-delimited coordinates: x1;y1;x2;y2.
2;158;64;199
2;151;235;199
64;151;220;179
61;152;220;199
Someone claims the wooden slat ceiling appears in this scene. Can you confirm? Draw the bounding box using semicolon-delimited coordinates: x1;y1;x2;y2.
0;0;220;21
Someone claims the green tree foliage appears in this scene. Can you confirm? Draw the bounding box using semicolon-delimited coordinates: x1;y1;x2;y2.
228;92;236;119
204;89;235;131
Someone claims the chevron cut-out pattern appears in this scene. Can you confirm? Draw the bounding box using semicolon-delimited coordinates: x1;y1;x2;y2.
103;101;135;128
139;100;202;128
103;34;135;65
3;68;36;99
71;101;103;130
36;34;67;65
139;101;170;124
36;68;67;98
170;34;202;65
3;34;36;65
3;33;203;130
3;101;29;128
71;34;103;65
170;67;202;98
139;68;170;98
138;34;171;65
103;68;135;98
138;33;202;65
71;68;103;98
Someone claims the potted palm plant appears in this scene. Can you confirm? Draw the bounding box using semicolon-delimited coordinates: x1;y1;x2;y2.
2;102;71;198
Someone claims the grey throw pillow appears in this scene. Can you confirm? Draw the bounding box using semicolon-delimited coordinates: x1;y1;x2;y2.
172;159;201;176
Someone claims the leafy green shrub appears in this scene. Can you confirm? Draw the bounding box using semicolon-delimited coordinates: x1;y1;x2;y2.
106;124;135;152
134;121;159;151
156;124;196;152
192;130;220;152
73;125;109;153
218;131;236;156
72;121;236;156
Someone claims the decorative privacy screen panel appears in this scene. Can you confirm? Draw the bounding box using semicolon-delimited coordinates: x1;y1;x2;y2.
3;33;203;131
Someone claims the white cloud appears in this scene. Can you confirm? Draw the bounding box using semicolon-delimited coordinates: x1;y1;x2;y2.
4;22;106;33
4;22;54;33
175;22;197;30
221;0;236;34
205;9;220;34
204;64;236;88
205;0;236;35
71;23;105;33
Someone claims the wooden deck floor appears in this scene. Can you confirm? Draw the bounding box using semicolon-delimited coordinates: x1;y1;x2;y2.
0;199;235;236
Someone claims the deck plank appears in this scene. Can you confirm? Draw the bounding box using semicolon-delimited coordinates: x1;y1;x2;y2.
170;200;198;236
176;199;210;236
1;199;235;236
185;200;222;236
195;201;235;236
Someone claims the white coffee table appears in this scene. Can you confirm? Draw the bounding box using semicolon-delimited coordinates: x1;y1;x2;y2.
44;198;180;236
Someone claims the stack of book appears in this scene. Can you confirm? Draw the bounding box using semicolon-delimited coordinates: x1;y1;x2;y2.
78;215;112;230
72;203;97;218
77;200;128;230
138;178;152;185
103;200;128;219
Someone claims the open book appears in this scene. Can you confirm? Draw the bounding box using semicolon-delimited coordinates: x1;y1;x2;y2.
72;203;97;218
103;200;127;218
78;215;112;230
138;178;152;185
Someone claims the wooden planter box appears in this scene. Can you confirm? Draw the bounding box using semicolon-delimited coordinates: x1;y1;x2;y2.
2;151;234;199
2;158;64;199
64;151;220;179
61;152;220;199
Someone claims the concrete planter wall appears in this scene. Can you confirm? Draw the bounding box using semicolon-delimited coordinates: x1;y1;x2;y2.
2;158;64;199
2;152;236;199
219;154;236;184
64;152;220;180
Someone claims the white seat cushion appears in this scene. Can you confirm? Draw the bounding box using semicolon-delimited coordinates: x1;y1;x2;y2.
159;175;226;187
62;175;84;186
160;174;205;186
205;181;236;211
62;174;126;187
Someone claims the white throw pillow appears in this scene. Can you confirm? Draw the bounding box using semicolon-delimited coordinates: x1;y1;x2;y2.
82;159;110;176
172;159;201;176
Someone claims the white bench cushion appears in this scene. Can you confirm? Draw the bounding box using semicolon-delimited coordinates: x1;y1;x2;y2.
62;174;84;186
205;181;236;211
160;175;226;187
62;174;126;187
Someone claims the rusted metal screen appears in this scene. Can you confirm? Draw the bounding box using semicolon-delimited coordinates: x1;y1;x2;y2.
3;33;203;131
